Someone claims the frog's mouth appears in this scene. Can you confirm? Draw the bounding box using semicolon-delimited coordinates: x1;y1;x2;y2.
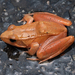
0;31;26;48
1;37;26;48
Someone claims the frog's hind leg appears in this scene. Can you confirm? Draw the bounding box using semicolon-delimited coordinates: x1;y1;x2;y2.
38;36;74;64
27;32;67;63
27;34;74;64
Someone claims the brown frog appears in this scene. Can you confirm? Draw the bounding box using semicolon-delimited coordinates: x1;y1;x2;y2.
0;12;74;63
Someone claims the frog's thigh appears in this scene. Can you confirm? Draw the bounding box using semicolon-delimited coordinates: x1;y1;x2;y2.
26;42;39;55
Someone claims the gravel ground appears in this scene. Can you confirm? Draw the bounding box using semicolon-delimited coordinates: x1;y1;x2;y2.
0;0;75;75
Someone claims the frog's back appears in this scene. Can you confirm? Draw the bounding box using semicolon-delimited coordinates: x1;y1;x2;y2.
18;21;67;40
17;21;50;40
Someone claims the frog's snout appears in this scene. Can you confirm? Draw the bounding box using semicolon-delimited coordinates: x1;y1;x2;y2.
0;30;15;44
0;31;26;48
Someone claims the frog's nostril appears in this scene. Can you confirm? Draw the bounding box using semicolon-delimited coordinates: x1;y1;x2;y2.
10;39;16;42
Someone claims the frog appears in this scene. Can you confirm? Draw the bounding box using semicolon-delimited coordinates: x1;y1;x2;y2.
0;12;74;63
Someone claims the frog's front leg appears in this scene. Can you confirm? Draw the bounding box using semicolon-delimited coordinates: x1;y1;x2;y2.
25;42;39;55
18;14;34;24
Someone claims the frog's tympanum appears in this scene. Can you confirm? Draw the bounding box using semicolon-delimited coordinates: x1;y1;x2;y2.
0;12;74;63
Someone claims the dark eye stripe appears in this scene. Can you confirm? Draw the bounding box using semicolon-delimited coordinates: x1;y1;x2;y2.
10;39;16;42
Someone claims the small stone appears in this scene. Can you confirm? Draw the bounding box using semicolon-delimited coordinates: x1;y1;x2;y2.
47;1;50;5
15;0;20;3
4;12;8;16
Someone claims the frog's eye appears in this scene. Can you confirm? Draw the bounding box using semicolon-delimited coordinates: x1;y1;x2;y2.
10;39;16;42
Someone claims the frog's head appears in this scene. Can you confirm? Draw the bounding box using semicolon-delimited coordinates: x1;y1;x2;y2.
0;24;26;48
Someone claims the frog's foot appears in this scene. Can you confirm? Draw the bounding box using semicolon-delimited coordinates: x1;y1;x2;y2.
27;58;39;61
27;58;42;64
18;14;34;24
27;57;48;64
18;19;27;25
